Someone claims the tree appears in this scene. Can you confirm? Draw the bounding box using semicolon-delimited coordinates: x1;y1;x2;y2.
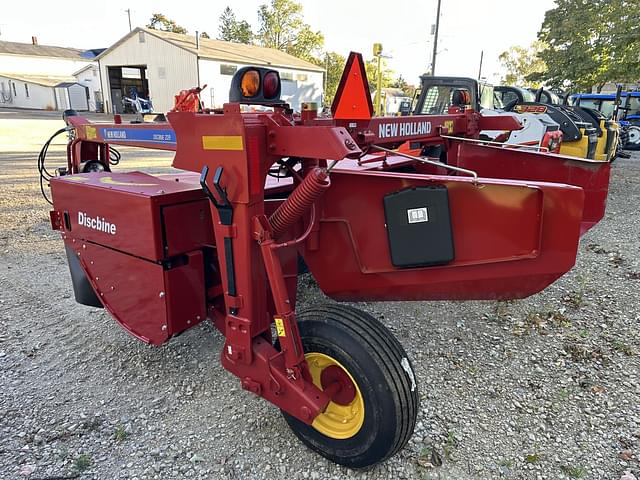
498;41;547;88
256;0;324;61
533;0;640;92
319;52;346;106
217;7;253;44
391;75;416;97
200;31;210;39
365;58;394;93
147;13;187;34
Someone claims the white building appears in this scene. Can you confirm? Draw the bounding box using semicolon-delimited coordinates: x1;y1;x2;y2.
96;28;324;113
0;39;100;110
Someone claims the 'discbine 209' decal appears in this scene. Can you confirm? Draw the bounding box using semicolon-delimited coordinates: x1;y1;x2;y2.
99;128;176;145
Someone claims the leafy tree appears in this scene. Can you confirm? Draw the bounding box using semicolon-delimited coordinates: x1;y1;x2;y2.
256;0;324;61
147;13;188;34
318;51;345;106
365;58;394;93
499;41;547;88
217;7;253;44
391;75;416;97
533;0;640;92
200;31;210;39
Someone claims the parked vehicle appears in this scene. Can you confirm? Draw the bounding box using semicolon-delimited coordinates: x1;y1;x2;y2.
570;92;640;150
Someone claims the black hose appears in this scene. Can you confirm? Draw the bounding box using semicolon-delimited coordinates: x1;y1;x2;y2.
38;127;69;205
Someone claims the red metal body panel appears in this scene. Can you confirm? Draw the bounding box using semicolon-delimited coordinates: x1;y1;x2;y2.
51;172;207;261
446;140;611;234
162;200;214;256
64;239;205;345
302;170;584;301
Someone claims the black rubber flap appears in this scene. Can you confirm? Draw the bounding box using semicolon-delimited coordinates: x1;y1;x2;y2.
383;185;455;268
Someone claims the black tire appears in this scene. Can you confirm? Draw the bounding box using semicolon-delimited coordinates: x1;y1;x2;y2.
282;304;419;468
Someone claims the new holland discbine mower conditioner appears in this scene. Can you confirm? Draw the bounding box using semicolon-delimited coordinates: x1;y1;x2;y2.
39;53;612;467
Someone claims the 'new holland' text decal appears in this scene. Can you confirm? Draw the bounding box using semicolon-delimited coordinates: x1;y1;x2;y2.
378;121;432;139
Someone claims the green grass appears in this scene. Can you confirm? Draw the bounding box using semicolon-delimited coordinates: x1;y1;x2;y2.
443;430;458;461
73;454;92;472
525;453;541;463
561;465;587;478
114;425;128;442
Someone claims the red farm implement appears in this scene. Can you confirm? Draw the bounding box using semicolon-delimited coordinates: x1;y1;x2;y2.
40;53;611;467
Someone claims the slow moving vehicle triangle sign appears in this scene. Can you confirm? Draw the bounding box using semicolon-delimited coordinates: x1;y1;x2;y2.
331;52;374;120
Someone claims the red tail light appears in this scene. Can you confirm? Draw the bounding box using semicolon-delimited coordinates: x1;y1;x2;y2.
263;72;280;99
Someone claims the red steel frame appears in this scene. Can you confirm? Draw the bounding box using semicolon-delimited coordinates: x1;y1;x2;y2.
51;62;612;426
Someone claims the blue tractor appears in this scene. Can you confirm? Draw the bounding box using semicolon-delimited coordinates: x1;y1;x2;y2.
569;91;640;150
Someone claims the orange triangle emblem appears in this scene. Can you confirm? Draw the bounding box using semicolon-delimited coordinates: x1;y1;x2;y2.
331;52;373;120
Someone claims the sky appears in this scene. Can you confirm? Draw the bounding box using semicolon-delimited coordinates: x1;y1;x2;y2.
0;0;556;84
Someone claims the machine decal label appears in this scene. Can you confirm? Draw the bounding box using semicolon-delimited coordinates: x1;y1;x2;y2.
85;126;97;140
407;207;429;224
99;176;156;187
99;128;176;144
274;317;286;337
77;211;117;235
202;135;244;151
443;120;454;134
378;121;432;139
514;104;548;114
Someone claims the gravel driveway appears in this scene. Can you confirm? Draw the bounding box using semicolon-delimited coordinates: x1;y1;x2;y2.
1;112;639;479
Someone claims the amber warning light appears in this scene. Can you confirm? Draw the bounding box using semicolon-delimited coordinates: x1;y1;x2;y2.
230;67;282;105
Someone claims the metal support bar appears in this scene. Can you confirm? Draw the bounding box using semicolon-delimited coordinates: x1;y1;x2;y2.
369;144;479;183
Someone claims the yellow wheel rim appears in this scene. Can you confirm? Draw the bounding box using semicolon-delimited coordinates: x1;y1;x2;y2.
306;352;365;439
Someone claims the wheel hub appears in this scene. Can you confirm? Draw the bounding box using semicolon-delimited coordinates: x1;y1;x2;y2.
306;352;365;439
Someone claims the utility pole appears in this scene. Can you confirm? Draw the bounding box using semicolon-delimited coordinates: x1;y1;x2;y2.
373;43;383;116
125;9;132;32
477;50;484;80
430;0;442;76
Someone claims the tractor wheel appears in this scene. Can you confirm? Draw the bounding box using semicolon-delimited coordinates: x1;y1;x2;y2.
282;304;418;468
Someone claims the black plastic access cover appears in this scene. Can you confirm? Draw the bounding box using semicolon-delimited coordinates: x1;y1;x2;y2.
383;186;455;268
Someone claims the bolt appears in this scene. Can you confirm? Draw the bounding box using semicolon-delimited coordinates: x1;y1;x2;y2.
344;139;357;150
90;261;94;265
161;325;167;331
82;244;86;249
110;286;115;291
196;315;201;320
187;320;191;325
95;277;99;281
159;291;165;298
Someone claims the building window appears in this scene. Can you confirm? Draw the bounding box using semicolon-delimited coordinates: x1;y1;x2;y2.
280;72;293;81
138;31;145;43
296;73;308;82
24;83;29;97
122;67;142;79
12;82;17;97
220;64;237;75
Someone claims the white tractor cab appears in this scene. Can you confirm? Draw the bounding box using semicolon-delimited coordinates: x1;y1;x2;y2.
413;77;562;154
495;85;619;161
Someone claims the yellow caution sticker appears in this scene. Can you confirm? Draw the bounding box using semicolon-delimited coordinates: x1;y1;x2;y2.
202;135;244;151
443;120;454;134
85;126;97;140
274;317;286;337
